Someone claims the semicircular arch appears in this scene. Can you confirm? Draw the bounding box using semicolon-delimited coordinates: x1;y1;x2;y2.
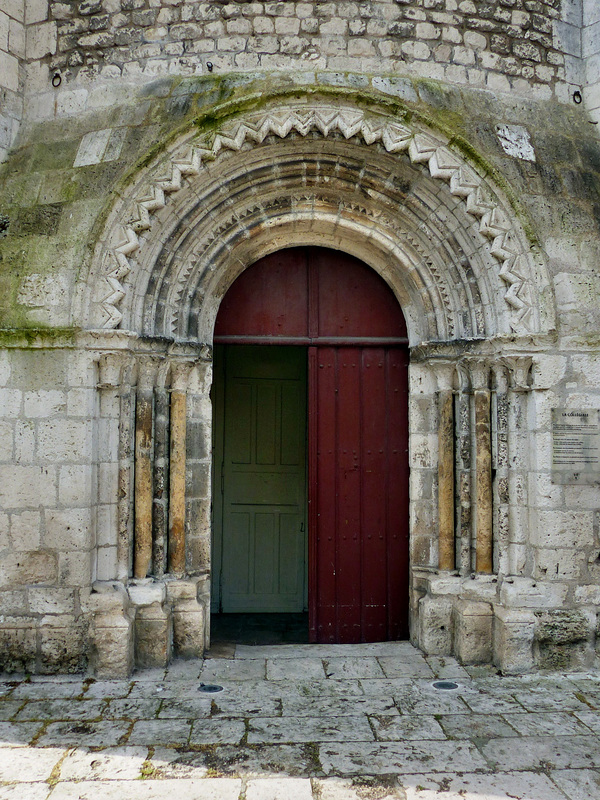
77;98;555;346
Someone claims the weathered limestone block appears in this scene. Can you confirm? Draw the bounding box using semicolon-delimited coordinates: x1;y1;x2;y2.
417;594;454;655
166;575;209;658
0;620;37;673
499;577;569;608
461;575;498;603
533;608;595;670
86;581;134;678
128;579;171;669
39;615;87;674
454;600;493;665
494;606;536;674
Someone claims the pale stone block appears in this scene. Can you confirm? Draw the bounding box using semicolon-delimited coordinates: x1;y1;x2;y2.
134;601;172;669
425;575;463;595
0;419;13;461
25;0;47;24
0;387;21;416
575;584;600;604
26;20;56;58
499;577;568;609
418;594;453;655
0;50;18;92
533;547;587;581
56;88;88;116
0;551;58;590
0;465;56;508
67;388;96;416
87;583;134;677
57;549;94;587
59;464;93;506
36;418;92;461
246;779;313;800
2;0;24;23
493;606;535;674
0;351;10;386
73;128;112;167
23;389;66;417
10;510;41;550
14;420;36;462
98;461;119;505
96;503;117;547
96;545;118;581
28;587;75;615
167;577;208;657
454;600;493;664
532;509;594;548
128;579;166;607
45;508;93;550
0;11;9;50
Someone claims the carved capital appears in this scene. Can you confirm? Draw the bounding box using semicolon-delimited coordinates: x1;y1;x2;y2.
501;356;533;391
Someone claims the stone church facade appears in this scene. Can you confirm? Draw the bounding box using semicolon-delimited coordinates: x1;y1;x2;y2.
1;0;600;676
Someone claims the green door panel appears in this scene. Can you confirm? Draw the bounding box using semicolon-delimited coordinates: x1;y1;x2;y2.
213;345;307;613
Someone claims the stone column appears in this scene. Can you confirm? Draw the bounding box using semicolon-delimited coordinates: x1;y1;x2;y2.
455;363;472;576
116;359;136;581
502;357;532;577
133;360;157;579
152;363;170;578
492;363;510;576
470;360;493;574
434;363;455;572
168;362;192;575
97;353;125;582
185;353;213;574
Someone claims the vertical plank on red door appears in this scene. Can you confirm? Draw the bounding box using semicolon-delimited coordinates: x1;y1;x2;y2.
312;346;339;642
386;347;410;639
360;348;388;642
336;347;362;643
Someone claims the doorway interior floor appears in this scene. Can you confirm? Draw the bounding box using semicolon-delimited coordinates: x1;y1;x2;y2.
210;613;309;647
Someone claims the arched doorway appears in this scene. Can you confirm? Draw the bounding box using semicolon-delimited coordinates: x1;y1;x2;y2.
212;247;410;643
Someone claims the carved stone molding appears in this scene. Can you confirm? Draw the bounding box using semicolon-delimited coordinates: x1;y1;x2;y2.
98;103;541;335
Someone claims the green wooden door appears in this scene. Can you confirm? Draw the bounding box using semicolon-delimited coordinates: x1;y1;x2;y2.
213;345;307;612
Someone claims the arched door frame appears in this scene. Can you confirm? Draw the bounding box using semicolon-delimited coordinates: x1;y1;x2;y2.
212;246;411;643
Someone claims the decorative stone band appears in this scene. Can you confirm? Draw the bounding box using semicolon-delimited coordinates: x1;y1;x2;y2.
101;104;537;335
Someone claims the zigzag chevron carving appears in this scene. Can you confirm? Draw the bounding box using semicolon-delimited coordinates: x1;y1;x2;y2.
101;105;535;333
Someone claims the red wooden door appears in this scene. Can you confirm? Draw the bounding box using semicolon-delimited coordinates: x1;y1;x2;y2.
214;247;409;643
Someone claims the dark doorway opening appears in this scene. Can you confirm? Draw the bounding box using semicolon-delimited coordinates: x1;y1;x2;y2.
212;247;410;645
210;612;309;647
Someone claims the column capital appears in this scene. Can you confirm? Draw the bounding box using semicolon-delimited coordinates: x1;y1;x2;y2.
430;360;456;392
170;360;196;392
98;351;133;388
463;357;491;391
501;356;533;391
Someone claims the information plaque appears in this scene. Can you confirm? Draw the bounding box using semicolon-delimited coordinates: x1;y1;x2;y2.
551;408;600;485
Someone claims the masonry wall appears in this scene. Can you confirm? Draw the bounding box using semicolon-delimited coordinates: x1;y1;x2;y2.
1;1;600;675
0;0;25;163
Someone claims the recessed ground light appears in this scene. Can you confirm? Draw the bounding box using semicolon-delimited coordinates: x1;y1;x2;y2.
432;680;459;690
198;683;224;693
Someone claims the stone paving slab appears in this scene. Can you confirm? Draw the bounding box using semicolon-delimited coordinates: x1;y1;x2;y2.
0;645;598;799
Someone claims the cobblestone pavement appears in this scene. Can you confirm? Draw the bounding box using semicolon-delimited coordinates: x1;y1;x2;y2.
1;642;599;799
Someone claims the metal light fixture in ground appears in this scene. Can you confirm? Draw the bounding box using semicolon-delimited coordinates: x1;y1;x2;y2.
198;683;224;693
432;680;459;690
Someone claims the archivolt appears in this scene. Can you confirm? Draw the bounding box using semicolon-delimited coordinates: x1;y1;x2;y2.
79;100;554;345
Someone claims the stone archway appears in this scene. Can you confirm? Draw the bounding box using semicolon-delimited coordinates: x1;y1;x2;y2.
80;96;556;672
